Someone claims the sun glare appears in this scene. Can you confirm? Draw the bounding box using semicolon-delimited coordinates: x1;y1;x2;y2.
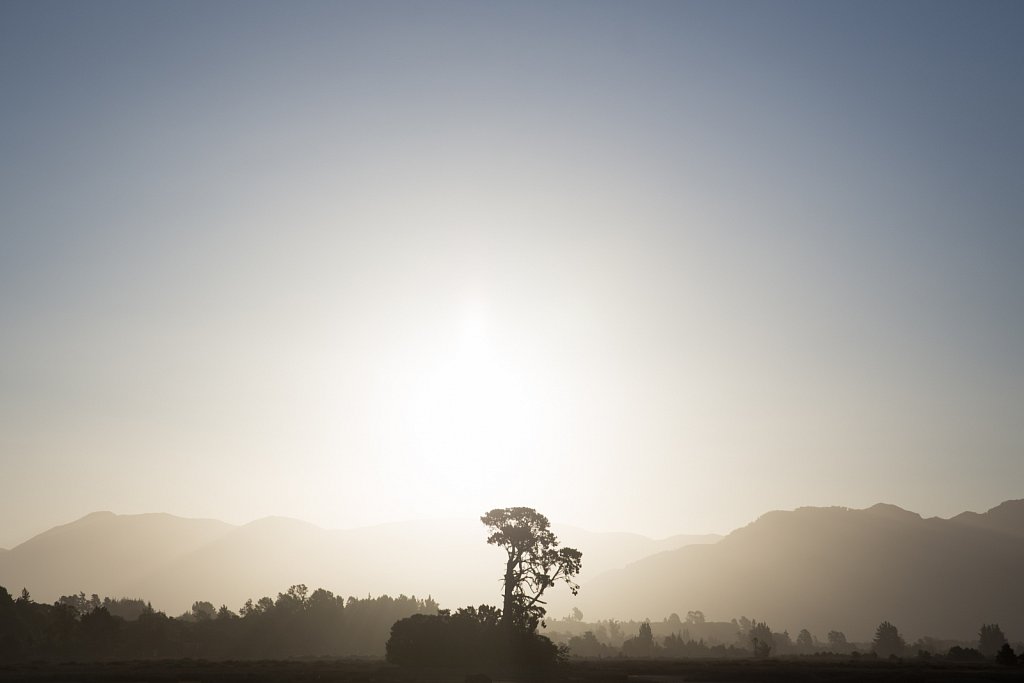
374;301;544;498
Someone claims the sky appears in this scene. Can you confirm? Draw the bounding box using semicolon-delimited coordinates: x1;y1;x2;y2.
1;0;1022;549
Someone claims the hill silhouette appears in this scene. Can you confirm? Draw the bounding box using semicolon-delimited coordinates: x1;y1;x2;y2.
949;499;1024;537
575;500;1024;641
0;512;233;604
0;513;717;615
3;502;1020;642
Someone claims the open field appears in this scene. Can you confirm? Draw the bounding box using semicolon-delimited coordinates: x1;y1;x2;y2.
0;658;1020;683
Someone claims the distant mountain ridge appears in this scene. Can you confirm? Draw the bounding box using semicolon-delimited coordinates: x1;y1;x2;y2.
3;501;1020;642
949;499;1024;537
576;500;1024;642
0;511;718;616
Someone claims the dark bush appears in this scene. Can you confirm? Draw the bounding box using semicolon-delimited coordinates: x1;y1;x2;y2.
996;643;1017;666
386;606;561;672
947;646;985;661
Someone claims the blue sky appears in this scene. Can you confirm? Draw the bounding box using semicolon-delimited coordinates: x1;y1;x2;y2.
1;1;1022;546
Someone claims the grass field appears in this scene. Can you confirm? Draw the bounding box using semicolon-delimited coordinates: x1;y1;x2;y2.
0;658;1019;683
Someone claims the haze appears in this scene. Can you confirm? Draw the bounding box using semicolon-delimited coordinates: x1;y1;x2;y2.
2;1;1023;549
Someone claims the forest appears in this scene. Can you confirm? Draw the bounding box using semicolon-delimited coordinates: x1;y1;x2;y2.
3;583;1022;666
0;584;436;660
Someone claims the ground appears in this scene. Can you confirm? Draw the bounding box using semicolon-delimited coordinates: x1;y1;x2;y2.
0;658;1019;683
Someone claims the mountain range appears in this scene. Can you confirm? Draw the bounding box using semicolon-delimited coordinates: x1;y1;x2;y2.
1;501;1020;642
579;500;1024;641
0;511;716;619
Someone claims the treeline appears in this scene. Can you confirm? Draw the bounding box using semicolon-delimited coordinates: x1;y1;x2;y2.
547;612;1024;664
5;583;1022;666
0;584;436;661
547;612;846;657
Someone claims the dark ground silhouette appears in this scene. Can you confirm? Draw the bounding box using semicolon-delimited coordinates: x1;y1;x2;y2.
1;657;1023;683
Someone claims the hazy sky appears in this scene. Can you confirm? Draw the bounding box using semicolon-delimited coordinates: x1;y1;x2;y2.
2;1;1022;548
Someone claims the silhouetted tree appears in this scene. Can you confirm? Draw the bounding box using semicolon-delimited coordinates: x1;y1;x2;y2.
872;620;905;658
190;601;215;621
996;643;1017;666
99;597;148;621
604;619;625;646
566;630;612;658
384;508;575;672
749;620;772;658
685;610;706;625
773;629;792;654
796;628;814;651
621;621;657;658
979;623;1007;658
827;630;847;650
481;507;582;630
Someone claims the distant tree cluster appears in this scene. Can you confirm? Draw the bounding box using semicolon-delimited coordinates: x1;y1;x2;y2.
548;612;1024;665
0;584;436;661
57;593;151;621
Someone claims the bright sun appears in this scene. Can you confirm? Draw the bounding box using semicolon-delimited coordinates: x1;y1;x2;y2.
374;301;545;497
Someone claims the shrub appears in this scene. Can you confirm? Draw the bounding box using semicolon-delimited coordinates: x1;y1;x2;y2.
386;606;561;672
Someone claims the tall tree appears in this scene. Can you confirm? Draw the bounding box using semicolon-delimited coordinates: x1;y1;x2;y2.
481;507;582;630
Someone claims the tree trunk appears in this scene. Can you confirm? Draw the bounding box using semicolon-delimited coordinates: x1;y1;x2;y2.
502;552;516;628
